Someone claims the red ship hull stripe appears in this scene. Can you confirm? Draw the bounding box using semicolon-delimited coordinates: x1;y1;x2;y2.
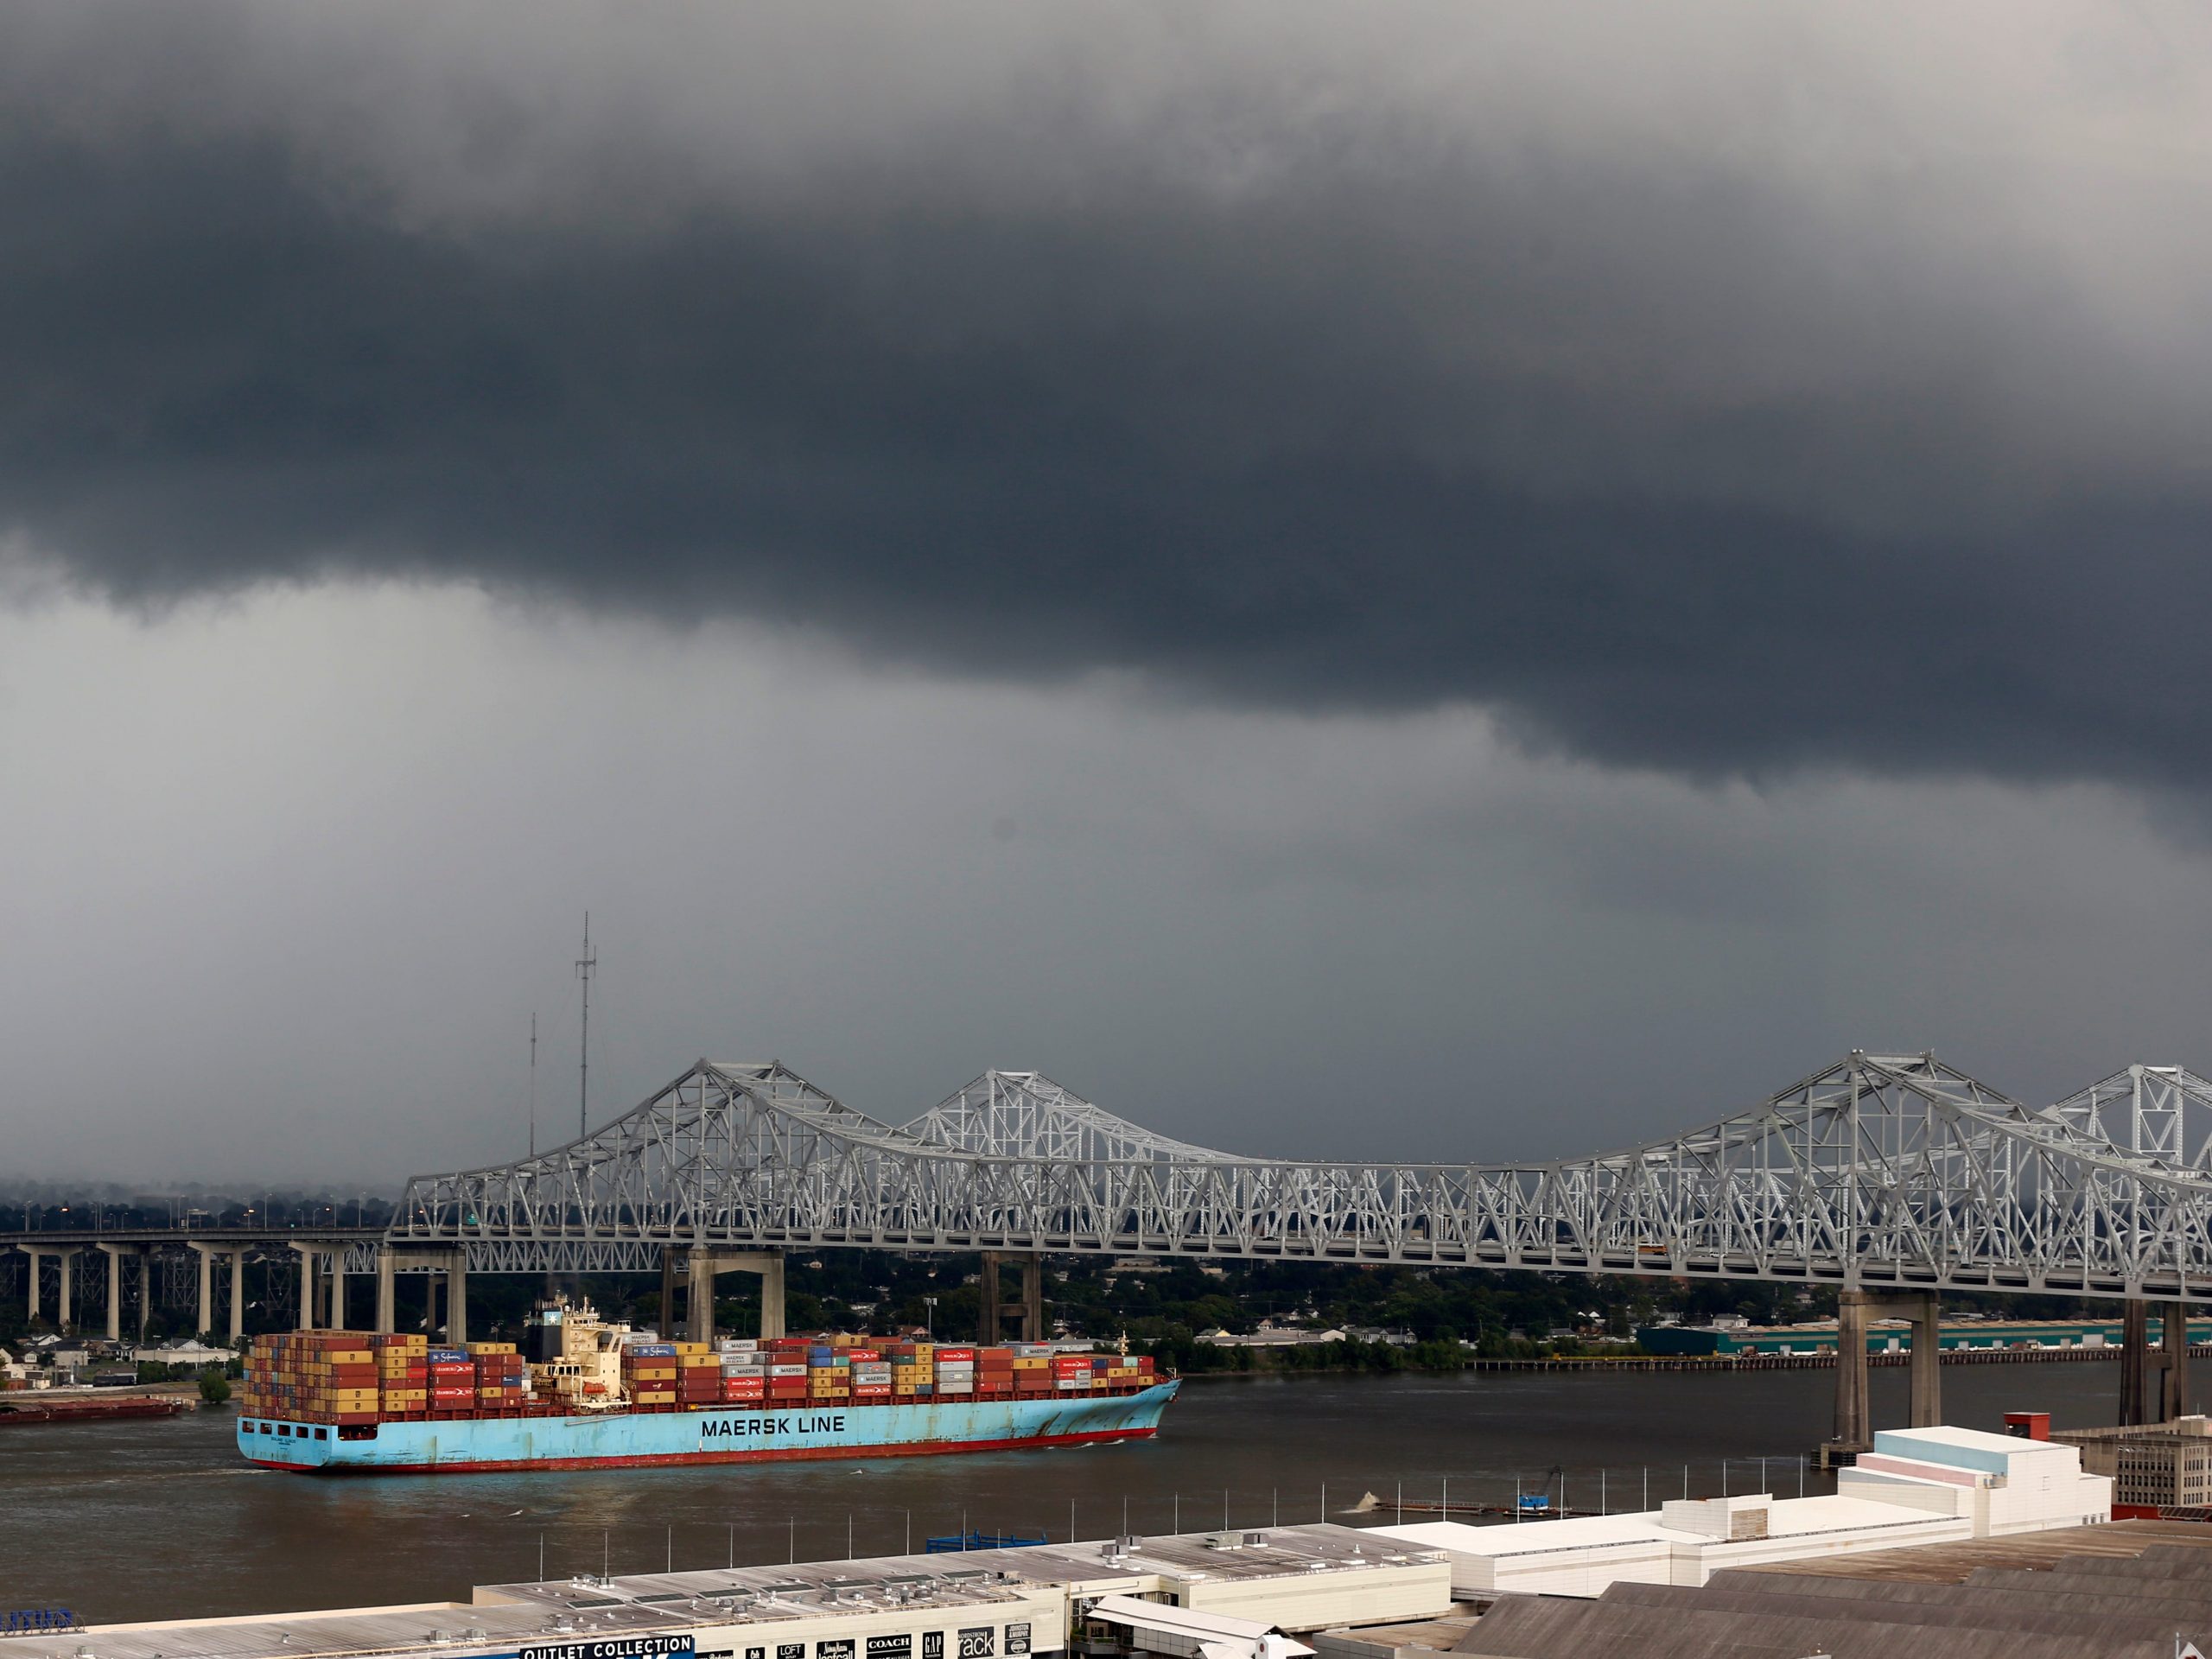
246;1423;1159;1475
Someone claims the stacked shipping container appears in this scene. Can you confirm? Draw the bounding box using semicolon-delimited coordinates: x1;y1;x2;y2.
249;1327;1155;1427
470;1342;525;1409
240;1333;381;1425
374;1333;428;1414
622;1342;677;1408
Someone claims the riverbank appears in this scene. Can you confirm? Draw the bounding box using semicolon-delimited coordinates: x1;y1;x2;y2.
1183;1342;2165;1376
0;1364;2135;1625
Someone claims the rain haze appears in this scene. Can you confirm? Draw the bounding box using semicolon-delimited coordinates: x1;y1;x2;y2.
3;2;2211;1184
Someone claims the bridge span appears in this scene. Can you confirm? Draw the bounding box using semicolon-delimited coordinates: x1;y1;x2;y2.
14;1051;2212;1456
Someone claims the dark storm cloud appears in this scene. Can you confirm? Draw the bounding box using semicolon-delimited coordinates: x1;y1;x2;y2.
4;3;2210;784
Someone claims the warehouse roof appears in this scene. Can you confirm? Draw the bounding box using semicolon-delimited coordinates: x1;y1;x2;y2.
1731;1516;2212;1583
478;1524;1441;1609
1374;1494;1961;1560
3;1525;1447;1659
1449;1521;2212;1659
0;1599;684;1659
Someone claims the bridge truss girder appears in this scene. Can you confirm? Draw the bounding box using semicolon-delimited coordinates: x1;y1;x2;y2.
387;1051;2212;1300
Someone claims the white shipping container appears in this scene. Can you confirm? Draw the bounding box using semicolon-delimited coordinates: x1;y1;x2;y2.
768;1363;808;1377
937;1382;975;1395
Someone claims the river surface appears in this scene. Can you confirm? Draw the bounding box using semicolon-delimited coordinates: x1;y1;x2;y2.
1;1364;2134;1624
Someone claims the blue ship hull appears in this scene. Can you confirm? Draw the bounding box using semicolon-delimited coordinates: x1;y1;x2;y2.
238;1382;1179;1473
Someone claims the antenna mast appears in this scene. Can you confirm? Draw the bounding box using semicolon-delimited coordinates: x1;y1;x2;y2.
575;913;597;1139
529;1011;537;1157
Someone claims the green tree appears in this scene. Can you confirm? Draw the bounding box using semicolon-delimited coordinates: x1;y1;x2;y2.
197;1369;232;1406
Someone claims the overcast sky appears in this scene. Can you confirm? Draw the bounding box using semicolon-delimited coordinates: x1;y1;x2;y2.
4;3;2211;1184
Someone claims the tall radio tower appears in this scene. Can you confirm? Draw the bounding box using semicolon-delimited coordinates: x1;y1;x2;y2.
575;913;598;1140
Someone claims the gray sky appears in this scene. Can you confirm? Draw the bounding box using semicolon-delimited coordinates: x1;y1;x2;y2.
3;3;2210;1182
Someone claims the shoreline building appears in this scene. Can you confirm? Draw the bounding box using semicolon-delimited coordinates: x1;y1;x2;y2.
1637;1313;2212;1358
0;1529;1450;1659
2056;1414;2212;1513
1369;1423;2110;1599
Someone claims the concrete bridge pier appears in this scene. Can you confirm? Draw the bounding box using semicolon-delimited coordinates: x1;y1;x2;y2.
2121;1300;2151;1425
372;1248;461;1338
93;1241;149;1344
188;1243;250;1342
979;1250;1046;1344
289;1243;353;1332
2163;1302;2194;1420
1829;1288;1940;1459
442;1255;467;1344
17;1245;79;1332
660;1247;785;1342
291;1243;319;1331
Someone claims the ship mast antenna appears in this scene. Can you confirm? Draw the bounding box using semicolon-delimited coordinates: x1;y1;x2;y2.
575;913;597;1140
528;1010;537;1158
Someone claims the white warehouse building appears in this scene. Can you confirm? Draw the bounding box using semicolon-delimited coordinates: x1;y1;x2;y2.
1370;1422;2111;1600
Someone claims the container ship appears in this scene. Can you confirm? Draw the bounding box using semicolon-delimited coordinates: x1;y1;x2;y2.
236;1300;1176;1473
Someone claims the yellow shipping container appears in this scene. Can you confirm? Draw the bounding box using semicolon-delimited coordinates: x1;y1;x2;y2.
466;1341;518;1357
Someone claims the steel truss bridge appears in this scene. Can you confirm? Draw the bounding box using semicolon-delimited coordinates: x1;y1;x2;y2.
382;1052;2212;1301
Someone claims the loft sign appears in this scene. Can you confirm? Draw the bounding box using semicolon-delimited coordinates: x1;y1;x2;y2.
3;1611;77;1637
